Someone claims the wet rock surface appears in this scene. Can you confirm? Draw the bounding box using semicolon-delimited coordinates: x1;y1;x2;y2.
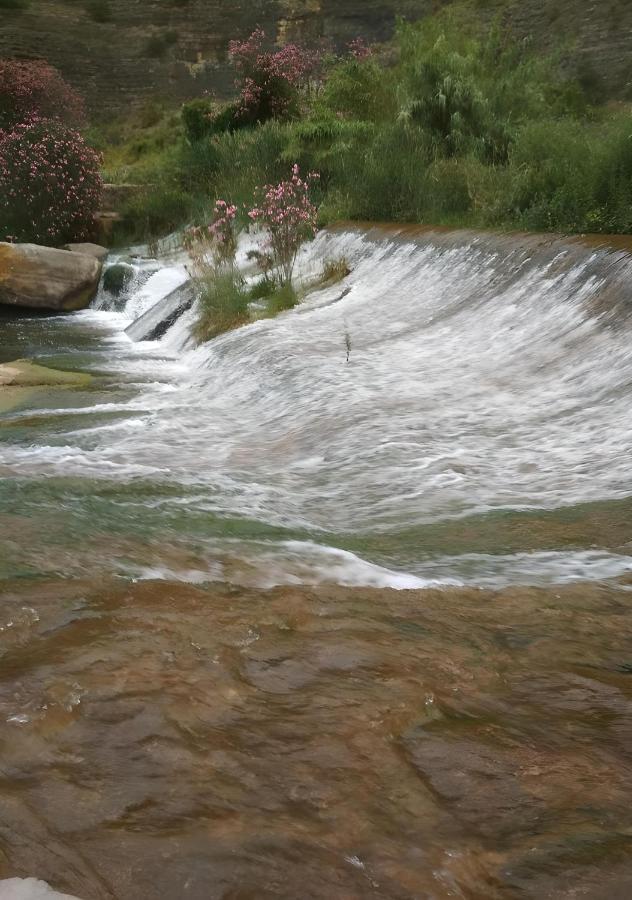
0;578;631;899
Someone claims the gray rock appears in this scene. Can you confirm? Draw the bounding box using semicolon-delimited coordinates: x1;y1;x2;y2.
125;282;194;342
0;242;102;312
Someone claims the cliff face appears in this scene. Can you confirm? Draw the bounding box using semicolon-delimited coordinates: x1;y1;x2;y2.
1;0;631;115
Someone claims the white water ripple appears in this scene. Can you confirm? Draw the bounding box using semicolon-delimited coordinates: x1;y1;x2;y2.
2;227;632;588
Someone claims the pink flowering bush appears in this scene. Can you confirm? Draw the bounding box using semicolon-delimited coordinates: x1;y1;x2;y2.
0;118;102;245
248;164;319;285
228;29;320;124
184;198;239;270
184;200;250;342
0;60;85;130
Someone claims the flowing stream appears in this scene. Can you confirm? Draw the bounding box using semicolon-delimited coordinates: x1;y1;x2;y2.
1;226;632;899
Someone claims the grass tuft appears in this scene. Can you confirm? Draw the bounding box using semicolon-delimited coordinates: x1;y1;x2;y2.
193;272;251;343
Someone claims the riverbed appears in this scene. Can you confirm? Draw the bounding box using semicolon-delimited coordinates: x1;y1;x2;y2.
1;226;631;897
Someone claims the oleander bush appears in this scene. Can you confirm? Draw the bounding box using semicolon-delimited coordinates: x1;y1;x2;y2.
0;119;102;244
0;59;85;130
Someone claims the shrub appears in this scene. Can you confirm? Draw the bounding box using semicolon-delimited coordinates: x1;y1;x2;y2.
228;29;319;124
185;198;239;270
507;119;596;230
196;121;289;211
0;119;102;245
318;58;395;122
248;164;319;285
181;97;216;142
395;15;576;164
116;184;192;244
0;59;85;130
247;275;276;300
398;31;490;158
186;199;248;341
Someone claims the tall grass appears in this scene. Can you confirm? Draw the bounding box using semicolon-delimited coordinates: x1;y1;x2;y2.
193;272;250;342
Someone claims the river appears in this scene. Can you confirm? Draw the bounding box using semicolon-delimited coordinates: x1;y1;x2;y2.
1;226;631;898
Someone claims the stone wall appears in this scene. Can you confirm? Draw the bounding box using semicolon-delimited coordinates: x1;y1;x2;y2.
1;0;631;116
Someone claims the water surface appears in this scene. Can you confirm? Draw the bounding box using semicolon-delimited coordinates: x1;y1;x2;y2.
1;227;632;897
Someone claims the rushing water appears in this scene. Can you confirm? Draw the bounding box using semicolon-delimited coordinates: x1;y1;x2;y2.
1;226;632;898
2;227;632;589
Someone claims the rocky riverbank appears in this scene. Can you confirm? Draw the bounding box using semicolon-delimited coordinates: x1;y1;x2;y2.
1;574;631;898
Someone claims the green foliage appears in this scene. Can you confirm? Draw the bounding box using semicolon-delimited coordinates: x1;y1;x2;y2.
248;276;277;301
194;272;250;342
115;184;193;244
181;98;216;142
395;14;572;163
181;99;246;143
194;122;289;212
318;58;396;122
102;0;632;243
0;0;29;9
264;283;298;315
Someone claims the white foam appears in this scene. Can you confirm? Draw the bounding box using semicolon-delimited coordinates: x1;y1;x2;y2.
0;879;81;900
132;540;457;591
5;227;632;589
124;265;188;321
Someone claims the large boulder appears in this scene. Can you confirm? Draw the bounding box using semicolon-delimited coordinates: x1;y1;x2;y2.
0;242;102;312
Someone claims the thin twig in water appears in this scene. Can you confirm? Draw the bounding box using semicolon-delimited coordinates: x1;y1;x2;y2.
344;328;351;364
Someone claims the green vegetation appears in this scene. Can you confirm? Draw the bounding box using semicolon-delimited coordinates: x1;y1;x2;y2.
193;271;251;342
95;1;632;247
193;273;302;341
0;0;29;9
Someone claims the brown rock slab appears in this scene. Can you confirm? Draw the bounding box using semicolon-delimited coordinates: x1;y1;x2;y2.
61;242;109;262
0;360;92;389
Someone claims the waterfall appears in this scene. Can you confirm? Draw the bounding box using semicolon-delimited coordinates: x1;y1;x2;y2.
2;226;632;588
